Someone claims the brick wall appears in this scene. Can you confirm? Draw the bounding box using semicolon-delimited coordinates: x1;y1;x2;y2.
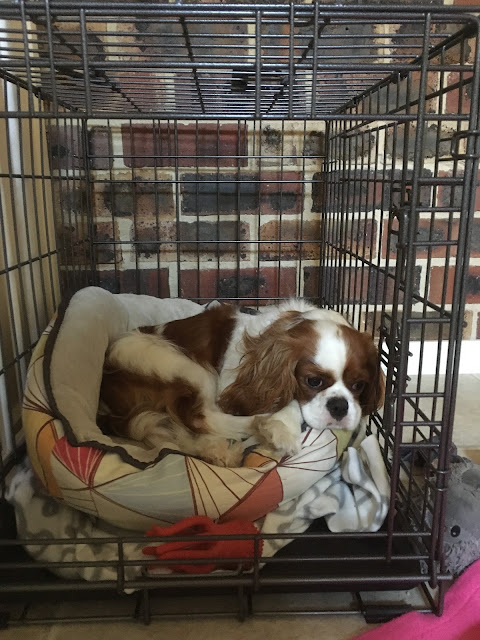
48;1;480;339
87;120;323;304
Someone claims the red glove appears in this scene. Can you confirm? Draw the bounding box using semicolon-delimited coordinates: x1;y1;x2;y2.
143;515;262;574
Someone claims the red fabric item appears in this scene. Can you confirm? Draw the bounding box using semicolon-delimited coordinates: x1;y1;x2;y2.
143;515;262;574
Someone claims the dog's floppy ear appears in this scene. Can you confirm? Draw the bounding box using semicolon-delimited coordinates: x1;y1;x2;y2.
360;333;385;416
218;311;312;416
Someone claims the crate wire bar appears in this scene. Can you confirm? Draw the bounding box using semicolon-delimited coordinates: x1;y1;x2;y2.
1;1;480;626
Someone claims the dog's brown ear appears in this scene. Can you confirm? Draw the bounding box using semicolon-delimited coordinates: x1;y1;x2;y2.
365;366;385;413
218;311;312;416
359;333;385;415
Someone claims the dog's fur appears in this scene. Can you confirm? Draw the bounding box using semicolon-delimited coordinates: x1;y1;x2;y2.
99;301;385;466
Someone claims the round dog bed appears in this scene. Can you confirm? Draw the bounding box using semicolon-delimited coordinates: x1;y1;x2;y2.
23;287;349;531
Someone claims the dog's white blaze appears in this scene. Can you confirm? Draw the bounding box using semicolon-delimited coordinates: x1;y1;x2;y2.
312;323;347;378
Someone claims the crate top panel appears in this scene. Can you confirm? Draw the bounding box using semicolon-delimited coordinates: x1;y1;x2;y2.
0;2;479;120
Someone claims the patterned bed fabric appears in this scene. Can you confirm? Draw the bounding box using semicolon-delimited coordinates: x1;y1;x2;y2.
9;432;390;583
21;287;390;550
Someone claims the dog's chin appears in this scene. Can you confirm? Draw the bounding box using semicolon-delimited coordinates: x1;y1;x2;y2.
300;406;361;433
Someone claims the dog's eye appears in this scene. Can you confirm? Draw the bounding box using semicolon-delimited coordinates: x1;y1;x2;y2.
307;376;323;389
351;381;365;393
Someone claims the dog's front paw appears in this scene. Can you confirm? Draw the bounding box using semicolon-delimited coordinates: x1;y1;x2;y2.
252;416;301;458
202;439;245;468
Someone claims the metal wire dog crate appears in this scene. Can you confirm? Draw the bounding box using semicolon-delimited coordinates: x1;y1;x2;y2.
1;1;480;627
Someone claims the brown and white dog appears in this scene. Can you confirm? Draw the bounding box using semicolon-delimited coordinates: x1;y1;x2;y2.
99;300;385;466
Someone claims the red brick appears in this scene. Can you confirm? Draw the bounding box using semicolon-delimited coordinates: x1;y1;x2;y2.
438;171;480;212
303;266;320;302
323;265;421;305
261;172;303;216
261;125;283;152
137;220;251;263
437;170;464;209
429;266;455;305
133;220;177;258
380;216;398;261
178;220;249;258
92;184;110;219
182;173;258;216
181;171;303;216
52;182;88;217
94;221;121;264
303;131;325;158
312;173;324;212
325;218;377;260
380;21;417;58
259;219;321;261
128;21;249;74
321;266;369;305
89;127;113;170
382;217;460;260
97;268;170;297
376;67;439;115
179;266;297;304
466;266;480;303
59;268;92;294
47;124;84;170
361;309;473;342
117;71;174;113
416;218;459;258
262;23;289;60
121;123;247;169
430;265;480;305
102;180;175;220
259;124;323;160
445;72;473;115
385;123;441;161
395;312;454;341
323;168;432;214
57;224;90;266
136;186;174;220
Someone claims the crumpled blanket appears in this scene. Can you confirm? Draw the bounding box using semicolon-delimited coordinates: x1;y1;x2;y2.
7;463;145;583
8;428;389;582
259;430;390;557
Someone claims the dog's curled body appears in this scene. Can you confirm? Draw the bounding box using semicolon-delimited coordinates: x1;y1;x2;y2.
99;301;384;466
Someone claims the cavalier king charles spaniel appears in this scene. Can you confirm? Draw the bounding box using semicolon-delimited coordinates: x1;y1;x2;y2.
99;300;385;466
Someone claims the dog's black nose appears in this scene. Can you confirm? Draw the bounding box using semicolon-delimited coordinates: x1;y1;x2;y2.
326;396;349;420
